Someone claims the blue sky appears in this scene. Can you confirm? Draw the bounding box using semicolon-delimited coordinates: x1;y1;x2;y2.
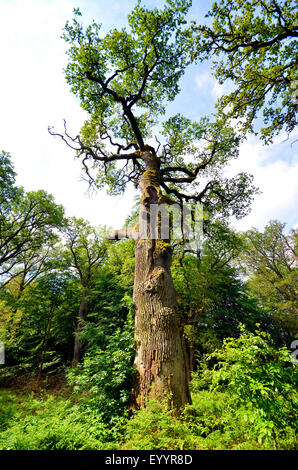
0;0;297;232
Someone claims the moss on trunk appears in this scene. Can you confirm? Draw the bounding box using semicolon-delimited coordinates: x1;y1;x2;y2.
132;151;191;410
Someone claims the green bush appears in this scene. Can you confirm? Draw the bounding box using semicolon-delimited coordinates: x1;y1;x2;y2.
121;391;272;450
121;324;297;451
121;386;296;451
0;386;295;450
205;324;298;448
66;298;135;423
121;398;197;450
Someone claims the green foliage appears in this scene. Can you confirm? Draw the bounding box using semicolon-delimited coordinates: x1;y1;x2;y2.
0;161;134;373
242;221;298;325
160;116;258;220
121;389;296;450
75;268;131;353
172;222;243;316
172;222;273;354
63;1;192;126
161;113;239;165
0;271;77;368
66;296;135;422
0;391;20;432
0;392;116;450
122;397;198;450
61;0;193;196
63;217;109;288
186;391;265;450
105;239;135;293
0;154;65;278
0;372;296;450
207;324;298;445
193;0;298;142
0;151;20;211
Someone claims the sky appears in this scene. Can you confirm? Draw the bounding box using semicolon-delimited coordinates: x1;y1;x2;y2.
0;0;297;233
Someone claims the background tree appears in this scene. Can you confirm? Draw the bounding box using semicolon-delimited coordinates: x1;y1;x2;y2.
27;273;71;378
63;217;108;365
79;238;135;352
50;1;257;409
0;270;76;371
172;222;274;366
241;220;298;340
193;0;298;143
0;151;20;212
0;152;65;281
0;242;59;296
104;238;135;295
66;295;135;423
0;152;72;373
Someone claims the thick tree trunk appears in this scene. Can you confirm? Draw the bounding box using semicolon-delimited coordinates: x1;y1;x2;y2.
132;151;191;410
72;289;87;366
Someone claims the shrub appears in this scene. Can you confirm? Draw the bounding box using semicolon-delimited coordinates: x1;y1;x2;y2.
66;298;135;423
121;398;198;450
206;324;298;448
121;391;270;450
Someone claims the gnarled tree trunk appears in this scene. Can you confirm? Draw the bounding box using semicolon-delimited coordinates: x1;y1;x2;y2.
132;151;191;409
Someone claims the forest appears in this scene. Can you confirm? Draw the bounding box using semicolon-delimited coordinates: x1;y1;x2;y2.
0;0;297;452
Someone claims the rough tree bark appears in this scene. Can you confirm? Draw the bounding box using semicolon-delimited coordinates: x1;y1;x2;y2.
131;151;191;409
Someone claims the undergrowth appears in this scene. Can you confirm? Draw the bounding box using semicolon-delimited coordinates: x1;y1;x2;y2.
0;388;296;450
1;327;296;451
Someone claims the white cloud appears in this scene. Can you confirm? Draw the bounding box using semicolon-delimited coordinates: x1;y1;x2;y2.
0;0;137;230
195;72;210;89
227;134;298;231
195;72;233;99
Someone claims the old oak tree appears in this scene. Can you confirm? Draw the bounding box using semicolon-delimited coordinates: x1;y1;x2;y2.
49;0;256;409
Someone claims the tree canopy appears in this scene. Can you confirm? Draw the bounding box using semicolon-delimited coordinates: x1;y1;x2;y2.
192;0;298;143
242;220;298;327
0;152;65;281
49;1;257;222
